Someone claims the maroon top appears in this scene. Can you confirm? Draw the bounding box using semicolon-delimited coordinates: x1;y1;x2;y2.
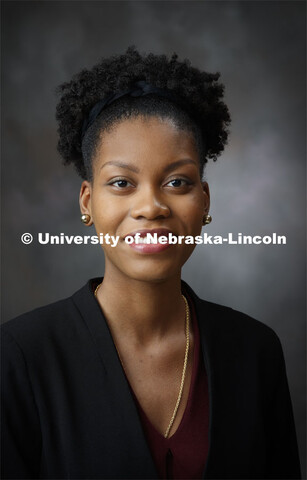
130;292;209;479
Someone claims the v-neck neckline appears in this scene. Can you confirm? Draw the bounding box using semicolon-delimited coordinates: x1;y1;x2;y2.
72;277;216;479
127;291;199;441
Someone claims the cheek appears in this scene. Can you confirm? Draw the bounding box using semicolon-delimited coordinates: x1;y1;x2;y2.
173;192;204;224
91;192;127;232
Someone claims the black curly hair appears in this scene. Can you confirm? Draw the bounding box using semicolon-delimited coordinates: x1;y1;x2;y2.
56;46;231;180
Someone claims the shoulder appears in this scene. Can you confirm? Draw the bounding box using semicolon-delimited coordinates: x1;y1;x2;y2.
202;297;278;340
183;280;282;358
201;299;286;375
1;278;101;356
1;282;91;354
195;297;286;384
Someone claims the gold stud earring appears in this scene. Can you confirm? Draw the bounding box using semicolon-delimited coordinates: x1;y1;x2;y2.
81;214;91;225
203;214;212;225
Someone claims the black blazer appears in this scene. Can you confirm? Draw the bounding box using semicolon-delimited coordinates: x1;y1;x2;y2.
1;278;301;479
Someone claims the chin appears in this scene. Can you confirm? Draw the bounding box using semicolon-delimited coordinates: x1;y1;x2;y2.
104;246;195;283
124;269;179;284
117;255;189;283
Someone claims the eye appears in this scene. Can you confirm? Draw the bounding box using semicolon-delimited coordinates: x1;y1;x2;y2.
109;178;133;188
165;178;190;188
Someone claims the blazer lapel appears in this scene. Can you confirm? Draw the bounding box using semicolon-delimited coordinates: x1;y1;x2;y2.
181;280;216;479
72;278;159;479
183;280;259;479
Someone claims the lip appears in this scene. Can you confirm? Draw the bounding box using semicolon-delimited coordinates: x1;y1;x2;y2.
123;228;174;255
123;228;174;239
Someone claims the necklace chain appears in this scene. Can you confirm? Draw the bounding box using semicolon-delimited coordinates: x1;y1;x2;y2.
94;283;101;298
94;282;190;439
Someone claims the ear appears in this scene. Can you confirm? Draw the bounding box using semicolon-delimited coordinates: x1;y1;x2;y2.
202;181;210;214
79;181;93;226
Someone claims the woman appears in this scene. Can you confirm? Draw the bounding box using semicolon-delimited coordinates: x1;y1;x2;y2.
1;47;301;479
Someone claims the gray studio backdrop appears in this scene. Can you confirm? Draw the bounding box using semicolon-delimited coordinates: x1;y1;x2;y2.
2;0;306;475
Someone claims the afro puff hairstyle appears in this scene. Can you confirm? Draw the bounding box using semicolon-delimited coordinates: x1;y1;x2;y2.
56;46;231;180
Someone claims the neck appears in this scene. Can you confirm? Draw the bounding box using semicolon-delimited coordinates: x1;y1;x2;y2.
96;268;186;346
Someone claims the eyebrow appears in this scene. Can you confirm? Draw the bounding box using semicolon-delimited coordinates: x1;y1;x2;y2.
100;161;139;173
100;158;198;174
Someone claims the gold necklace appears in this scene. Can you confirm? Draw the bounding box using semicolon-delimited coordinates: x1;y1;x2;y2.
94;282;101;297
94;282;190;439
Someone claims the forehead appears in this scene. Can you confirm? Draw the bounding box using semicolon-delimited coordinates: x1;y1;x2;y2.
94;116;199;170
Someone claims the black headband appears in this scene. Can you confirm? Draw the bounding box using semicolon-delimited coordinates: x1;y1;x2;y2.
81;80;189;139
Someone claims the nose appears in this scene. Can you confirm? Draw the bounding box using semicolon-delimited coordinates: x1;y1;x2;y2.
130;186;170;220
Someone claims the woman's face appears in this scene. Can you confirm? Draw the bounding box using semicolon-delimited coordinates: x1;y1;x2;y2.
80;116;210;283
